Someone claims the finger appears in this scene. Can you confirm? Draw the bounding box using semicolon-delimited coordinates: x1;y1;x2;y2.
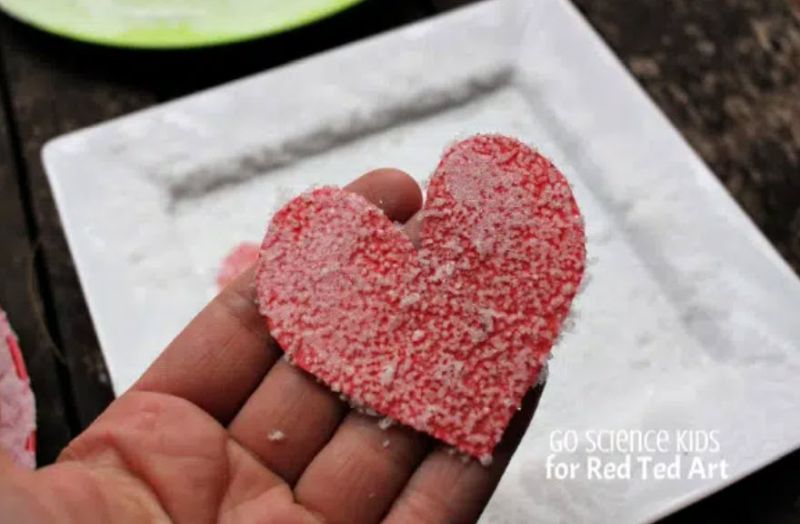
134;265;274;423
383;384;544;524
134;168;423;423
345;168;422;223
294;411;430;524
228;193;424;486
227;361;347;484
286;210;429;523
294;381;542;524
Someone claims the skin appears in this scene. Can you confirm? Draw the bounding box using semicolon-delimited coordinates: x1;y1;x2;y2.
0;169;543;524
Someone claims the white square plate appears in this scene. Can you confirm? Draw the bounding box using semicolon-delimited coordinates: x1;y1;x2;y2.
43;1;800;521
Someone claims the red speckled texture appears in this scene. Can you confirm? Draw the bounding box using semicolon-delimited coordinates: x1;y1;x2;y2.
256;135;586;460
217;242;260;289
0;308;36;469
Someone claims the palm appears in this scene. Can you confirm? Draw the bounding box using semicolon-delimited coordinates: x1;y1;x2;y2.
49;391;321;524
0;170;540;524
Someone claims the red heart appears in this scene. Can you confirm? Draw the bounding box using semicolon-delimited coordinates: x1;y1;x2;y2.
256;135;585;461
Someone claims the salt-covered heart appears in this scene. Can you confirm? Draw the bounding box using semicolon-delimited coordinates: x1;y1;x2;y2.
256;135;585;461
0;308;36;468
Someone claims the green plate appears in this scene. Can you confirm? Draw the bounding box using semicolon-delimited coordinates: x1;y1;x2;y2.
0;0;366;49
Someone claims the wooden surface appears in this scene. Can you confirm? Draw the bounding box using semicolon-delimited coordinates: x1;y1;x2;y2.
0;0;797;521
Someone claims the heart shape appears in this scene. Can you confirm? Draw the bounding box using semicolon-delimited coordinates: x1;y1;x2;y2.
256;135;585;461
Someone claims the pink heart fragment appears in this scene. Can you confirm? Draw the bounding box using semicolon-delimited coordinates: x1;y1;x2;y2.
0;307;36;468
256;135;585;461
217;242;260;290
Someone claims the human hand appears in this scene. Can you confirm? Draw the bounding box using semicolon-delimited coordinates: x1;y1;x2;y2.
0;169;542;524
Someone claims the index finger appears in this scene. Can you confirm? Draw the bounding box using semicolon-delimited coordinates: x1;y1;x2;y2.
132;169;423;422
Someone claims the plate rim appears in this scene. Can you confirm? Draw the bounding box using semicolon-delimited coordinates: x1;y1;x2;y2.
0;0;367;49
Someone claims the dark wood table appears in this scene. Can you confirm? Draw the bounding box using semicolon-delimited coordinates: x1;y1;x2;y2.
0;0;798;521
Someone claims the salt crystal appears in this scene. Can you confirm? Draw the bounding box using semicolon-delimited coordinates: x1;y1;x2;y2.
431;261;456;281
578;272;592;293
267;430;285;442
469;328;488;344
382;439;391;448
400;292;421;308
478;308;499;332
536;362;549;386
380;364;396;386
